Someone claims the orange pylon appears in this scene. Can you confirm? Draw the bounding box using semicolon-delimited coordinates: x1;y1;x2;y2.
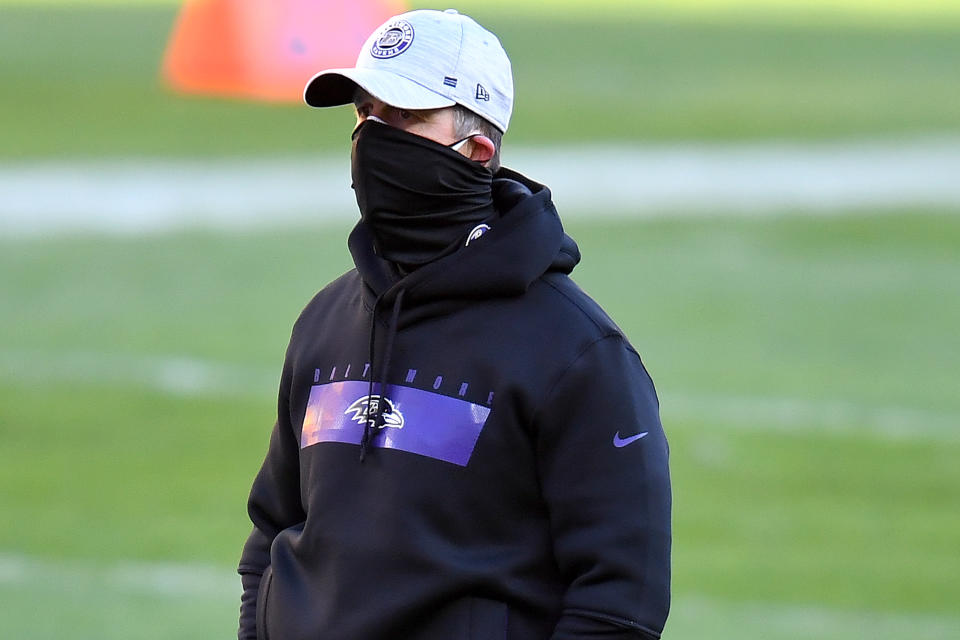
161;0;406;102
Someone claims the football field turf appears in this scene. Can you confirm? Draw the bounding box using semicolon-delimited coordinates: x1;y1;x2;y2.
1;0;959;638
2;212;959;638
2;2;960;157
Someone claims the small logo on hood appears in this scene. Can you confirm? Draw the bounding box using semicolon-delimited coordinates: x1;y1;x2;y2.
465;224;491;247
370;21;414;59
345;395;405;429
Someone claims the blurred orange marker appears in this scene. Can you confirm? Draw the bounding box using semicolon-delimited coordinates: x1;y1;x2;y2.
161;0;407;102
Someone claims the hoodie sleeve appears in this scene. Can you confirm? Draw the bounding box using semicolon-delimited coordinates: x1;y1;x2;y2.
534;335;671;640
237;355;305;640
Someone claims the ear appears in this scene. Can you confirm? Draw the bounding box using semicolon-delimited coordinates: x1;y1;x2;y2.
468;135;495;165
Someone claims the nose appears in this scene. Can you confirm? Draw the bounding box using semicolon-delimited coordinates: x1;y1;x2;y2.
354;112;387;135
368;100;389;122
355;96;391;129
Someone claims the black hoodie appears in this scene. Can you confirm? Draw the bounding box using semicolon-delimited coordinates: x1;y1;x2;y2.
238;169;671;640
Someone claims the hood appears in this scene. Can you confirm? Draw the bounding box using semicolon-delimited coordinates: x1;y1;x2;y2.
348;167;580;324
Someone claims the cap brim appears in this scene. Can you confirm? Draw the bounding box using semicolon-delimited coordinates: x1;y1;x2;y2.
304;68;456;111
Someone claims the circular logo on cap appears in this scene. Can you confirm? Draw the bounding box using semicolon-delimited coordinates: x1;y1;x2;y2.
370;21;414;59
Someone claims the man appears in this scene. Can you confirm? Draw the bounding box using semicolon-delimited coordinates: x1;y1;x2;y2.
239;9;671;640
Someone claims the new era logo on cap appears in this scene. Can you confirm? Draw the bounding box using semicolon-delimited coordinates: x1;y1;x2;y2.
303;9;514;133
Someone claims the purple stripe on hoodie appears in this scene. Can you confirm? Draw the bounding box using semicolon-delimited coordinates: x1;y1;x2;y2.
301;380;490;466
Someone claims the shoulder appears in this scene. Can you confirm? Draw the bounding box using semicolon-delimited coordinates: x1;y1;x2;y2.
289;269;363;338
533;272;631;347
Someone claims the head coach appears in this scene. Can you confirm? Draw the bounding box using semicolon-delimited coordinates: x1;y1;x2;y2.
238;8;672;640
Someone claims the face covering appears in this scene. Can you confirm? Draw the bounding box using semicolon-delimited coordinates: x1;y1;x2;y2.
351;119;496;268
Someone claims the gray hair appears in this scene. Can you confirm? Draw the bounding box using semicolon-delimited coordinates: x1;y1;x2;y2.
452;106;503;173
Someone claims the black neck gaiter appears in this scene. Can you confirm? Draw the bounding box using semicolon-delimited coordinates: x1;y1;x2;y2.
351;120;496;268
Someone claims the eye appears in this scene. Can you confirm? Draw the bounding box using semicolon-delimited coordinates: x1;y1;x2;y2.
399;110;412;120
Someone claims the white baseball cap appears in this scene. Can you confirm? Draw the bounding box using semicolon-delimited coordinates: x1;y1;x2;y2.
303;9;513;133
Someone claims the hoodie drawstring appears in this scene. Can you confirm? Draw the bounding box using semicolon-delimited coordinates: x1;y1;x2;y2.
359;288;406;462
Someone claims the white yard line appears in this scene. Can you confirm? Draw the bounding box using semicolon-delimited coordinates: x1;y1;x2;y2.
1;349;956;442
0;349;275;396
0;553;237;599
1;553;957;638
2;137;960;235
665;390;960;442
672;594;960;639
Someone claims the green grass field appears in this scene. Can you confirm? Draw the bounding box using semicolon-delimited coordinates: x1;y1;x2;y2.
2;1;960;638
1;3;960;157
2;213;959;638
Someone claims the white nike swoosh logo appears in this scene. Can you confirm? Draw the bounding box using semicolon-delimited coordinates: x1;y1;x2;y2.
613;431;649;448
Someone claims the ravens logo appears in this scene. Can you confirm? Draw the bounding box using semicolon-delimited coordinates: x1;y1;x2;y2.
344;395;405;430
